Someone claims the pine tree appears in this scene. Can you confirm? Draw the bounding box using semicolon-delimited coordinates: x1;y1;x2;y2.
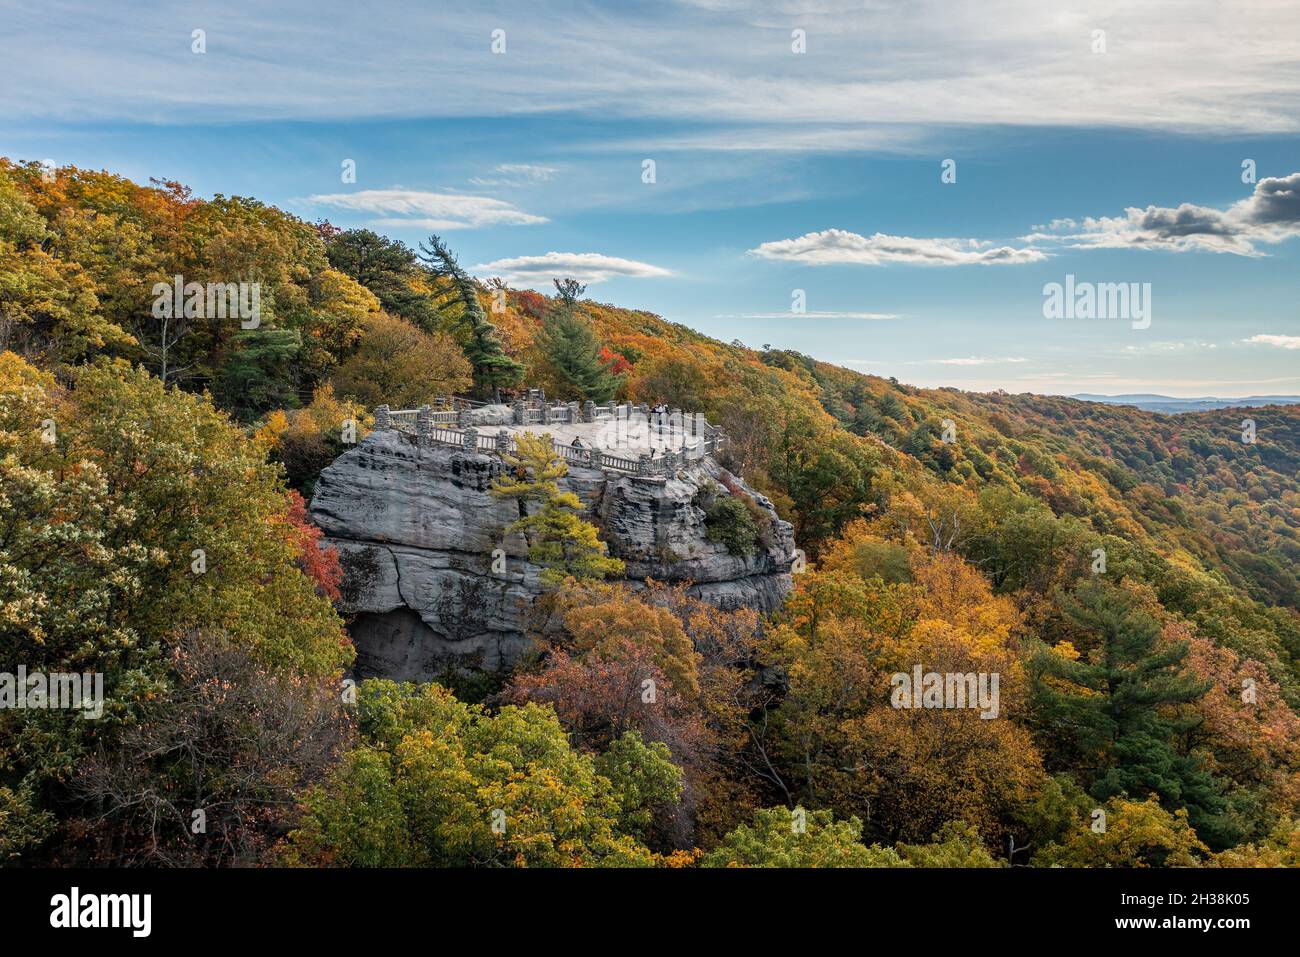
418;235;524;399
491;433;624;585
538;279;623;402
1030;580;1234;846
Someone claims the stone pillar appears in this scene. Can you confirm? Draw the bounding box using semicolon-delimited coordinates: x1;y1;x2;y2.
587;447;600;469
416;404;433;447
541;403;551;424
637;453;651;476
457;408;470;428
568;401;580;423
463;427;478;452
513;400;527;425
496;429;510;452
375;404;391;430
583;400;595;423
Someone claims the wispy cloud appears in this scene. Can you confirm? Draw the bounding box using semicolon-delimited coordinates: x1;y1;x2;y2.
468;164;559;187
1245;334;1300;350
1026;173;1300;256
749;229;1045;266
1121;340;1218;354
473;251;671;285
8;1;1300;136
307;188;546;229
932;356;1028;366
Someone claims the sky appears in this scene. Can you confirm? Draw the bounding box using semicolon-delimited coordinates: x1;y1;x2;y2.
2;0;1298;397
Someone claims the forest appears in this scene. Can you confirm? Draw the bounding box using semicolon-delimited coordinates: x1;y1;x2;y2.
2;157;1298;868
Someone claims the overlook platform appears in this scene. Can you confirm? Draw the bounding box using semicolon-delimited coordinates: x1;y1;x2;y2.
373;394;727;477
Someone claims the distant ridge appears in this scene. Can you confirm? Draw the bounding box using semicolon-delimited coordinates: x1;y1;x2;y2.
1070;394;1300;414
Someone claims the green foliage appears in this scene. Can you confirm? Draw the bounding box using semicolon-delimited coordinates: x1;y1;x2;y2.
537;303;623;402
287;680;659;867
1033;796;1210;867
491;433;624;585
214;328;303;422
0;785;54;862
592;731;684;842
701;806;906;868
895;821;1004;868
324;228;440;330
419;235;524;397
701;492;760;556
1029;581;1234;846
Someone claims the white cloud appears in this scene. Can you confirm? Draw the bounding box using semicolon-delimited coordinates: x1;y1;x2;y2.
1028;172;1300;256
472;252;671;285
8;1;1300;136
468;164;559;187
749;229;1046;266
933;356;1028;365
1245;334;1300;349
1121;341;1218;353
307;189;546;229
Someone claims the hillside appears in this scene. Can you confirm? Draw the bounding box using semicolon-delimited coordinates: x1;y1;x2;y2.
1071;394;1300;414
3;158;1299;867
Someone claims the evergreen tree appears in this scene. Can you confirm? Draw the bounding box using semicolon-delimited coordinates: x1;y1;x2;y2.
538;279;623;402
324;228;439;330
490;433;624;585
215;328;303;422
418;235;524;399
1030;581;1235;846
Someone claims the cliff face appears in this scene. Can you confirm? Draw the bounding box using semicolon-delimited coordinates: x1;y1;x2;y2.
309;429;796;680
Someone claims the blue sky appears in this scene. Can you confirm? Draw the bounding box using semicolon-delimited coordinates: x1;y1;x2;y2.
3;0;1299;396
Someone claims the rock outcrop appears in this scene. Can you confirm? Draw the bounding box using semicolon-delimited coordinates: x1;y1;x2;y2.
309;429;796;680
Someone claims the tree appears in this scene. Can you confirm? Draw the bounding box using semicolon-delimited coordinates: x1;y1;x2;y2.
1032;796;1209;868
72;632;351;866
554;277;586;307
490;433;623;584
701;807;905;868
0;353;351;860
0;169;128;366
285;680;660;867
330;311;472;408
258;383;370;496
592;731;685;845
537;290;623;402
214;328;303;422
419;235;523;398
895;820;1003;867
1029;580;1230;845
324;229;439;330
759;546;1044;845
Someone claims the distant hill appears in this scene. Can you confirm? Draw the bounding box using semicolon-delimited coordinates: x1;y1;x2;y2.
1071;393;1300;414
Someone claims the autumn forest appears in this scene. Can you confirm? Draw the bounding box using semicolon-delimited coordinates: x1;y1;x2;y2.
2;157;1299;872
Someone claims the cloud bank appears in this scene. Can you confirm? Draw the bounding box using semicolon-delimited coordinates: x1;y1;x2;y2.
472;251;671;285
749;229;1046;266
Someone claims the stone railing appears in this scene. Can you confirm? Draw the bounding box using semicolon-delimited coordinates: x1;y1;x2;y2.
372;395;727;477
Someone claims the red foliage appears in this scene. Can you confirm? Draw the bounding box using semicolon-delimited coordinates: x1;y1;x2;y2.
284;490;343;602
599;345;633;375
513;289;548;321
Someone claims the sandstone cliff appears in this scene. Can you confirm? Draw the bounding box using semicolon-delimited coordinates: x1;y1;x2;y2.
309;429;796;680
